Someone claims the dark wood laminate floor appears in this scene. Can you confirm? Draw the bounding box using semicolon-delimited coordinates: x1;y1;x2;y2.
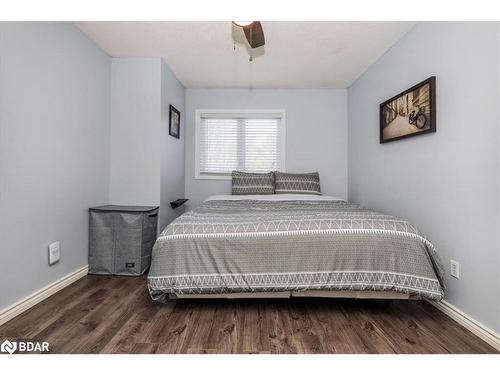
0;275;497;354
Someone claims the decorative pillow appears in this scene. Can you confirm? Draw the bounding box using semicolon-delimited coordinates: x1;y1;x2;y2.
231;171;275;195
274;172;322;195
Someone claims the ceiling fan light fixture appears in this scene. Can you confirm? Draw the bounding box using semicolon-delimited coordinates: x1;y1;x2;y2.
231;21;265;51
233;21;254;27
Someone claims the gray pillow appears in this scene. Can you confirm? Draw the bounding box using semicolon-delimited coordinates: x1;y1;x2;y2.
231;171;275;195
274;172;322;195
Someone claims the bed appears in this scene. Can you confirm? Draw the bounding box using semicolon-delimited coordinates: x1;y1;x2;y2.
147;194;445;302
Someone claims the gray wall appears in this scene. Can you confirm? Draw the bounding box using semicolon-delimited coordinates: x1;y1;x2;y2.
109;57;186;231
498;23;500;335
0;23;111;310
109;58;161;206
160;61;186;230
348;22;500;332
185;89;348;208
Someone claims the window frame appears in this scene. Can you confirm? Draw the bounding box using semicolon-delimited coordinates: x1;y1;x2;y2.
195;109;286;180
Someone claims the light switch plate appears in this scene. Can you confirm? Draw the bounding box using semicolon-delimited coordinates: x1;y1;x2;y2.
48;241;60;265
450;259;459;279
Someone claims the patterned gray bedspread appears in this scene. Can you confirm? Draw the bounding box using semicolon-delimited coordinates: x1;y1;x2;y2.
148;199;445;301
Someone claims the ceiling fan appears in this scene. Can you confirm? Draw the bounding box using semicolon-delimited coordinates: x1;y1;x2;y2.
232;21;265;49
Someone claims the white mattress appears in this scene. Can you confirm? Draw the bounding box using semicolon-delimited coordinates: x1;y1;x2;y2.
204;194;344;202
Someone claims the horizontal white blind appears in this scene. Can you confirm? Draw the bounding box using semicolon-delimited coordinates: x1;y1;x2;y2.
198;113;283;176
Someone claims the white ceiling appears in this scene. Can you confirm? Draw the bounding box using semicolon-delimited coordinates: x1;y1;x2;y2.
75;22;415;89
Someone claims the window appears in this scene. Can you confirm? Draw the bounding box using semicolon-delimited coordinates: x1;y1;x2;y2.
195;110;286;179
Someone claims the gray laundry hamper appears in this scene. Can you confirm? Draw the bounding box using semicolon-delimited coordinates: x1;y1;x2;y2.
89;205;159;276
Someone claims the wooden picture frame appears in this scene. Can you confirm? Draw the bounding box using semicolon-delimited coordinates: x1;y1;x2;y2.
379;76;436;144
169;105;181;139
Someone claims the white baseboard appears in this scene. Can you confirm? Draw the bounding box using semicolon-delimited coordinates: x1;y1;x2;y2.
428;300;500;351
0;265;89;326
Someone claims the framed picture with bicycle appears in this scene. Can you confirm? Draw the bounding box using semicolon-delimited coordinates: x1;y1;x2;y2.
379;76;436;143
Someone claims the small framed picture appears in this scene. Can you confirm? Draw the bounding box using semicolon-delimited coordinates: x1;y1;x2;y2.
169;105;181;139
380;76;436;143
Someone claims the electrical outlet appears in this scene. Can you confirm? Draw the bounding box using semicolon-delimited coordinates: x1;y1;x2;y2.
48;241;60;265
450;259;459;279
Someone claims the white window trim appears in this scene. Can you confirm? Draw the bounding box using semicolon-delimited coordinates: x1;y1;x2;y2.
195;109;286;180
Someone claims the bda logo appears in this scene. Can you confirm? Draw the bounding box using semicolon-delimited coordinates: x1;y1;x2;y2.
1;339;17;354
0;339;49;354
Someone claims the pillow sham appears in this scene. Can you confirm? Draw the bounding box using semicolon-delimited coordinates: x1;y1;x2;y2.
274;171;322;195
231;171;275;195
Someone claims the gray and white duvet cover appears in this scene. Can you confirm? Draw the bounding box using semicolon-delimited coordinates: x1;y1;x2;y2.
148;197;445;301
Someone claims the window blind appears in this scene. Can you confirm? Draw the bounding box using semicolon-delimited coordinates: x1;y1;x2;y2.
198;113;284;176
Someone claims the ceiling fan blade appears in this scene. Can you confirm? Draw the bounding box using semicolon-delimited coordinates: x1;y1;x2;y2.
243;22;265;48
